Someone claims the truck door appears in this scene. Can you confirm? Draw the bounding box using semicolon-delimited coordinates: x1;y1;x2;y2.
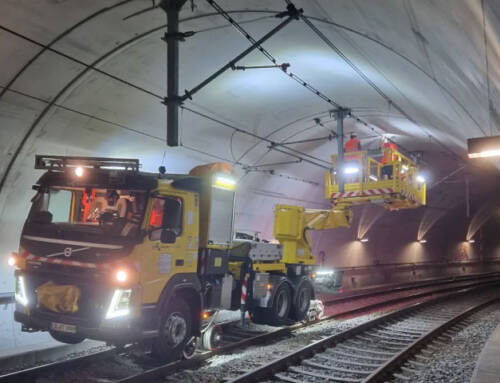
141;192;199;305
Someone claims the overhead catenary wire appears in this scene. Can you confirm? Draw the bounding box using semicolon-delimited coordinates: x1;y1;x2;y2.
0;84;325;186
0;25;164;101
1;8;333;169
1;4;459;192
180;105;331;166
1;8;371;198
205;0;342;108
0;0;135;101
0;6;411;167
206;0;421;164
291;5;468;162
0;85;164;141
0;84;240;166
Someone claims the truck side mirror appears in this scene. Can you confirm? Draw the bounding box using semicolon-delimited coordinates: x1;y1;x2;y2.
160;229;176;244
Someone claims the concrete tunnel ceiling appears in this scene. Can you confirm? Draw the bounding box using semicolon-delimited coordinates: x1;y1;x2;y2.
1;0;500;290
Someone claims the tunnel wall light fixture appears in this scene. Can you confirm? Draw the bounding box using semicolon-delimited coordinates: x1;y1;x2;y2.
468;135;500;158
359;238;369;243
419;239;427;244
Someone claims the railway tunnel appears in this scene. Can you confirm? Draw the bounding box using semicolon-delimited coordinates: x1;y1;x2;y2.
2;1;500;382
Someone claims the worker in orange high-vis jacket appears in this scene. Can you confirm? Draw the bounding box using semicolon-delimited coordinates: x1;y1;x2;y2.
344;133;361;161
343;133;361;183
381;137;397;179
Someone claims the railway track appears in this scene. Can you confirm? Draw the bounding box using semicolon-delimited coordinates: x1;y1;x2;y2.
228;291;500;383
1;277;499;383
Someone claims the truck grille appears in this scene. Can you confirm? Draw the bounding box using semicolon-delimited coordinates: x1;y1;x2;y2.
24;269;111;327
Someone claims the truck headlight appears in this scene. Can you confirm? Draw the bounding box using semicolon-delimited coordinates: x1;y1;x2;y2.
105;289;131;319
15;275;28;306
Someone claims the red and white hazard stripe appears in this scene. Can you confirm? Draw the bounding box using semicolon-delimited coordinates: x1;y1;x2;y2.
20;251;109;270
241;273;249;306
331;188;394;199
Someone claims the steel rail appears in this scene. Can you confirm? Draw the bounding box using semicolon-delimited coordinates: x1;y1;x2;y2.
227;287;500;383
0;347;118;383
115;278;500;383
323;272;500;306
318;277;500;319
363;297;500;382
2;277;498;383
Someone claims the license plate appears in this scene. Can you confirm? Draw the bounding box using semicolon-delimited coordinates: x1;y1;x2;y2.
51;322;76;333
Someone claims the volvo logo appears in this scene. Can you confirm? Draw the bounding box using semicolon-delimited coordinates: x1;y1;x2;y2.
63;247;73;257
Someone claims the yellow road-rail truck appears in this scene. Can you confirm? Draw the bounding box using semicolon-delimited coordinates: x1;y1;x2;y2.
11;156;347;360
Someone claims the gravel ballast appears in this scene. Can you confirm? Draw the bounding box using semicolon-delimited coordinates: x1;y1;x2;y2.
160;313;383;383
392;303;500;383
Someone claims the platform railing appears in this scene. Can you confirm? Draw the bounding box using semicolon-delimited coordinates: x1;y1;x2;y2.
325;148;425;206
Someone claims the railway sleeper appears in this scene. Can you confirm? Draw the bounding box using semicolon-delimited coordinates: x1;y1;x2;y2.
350;338;406;350
371;329;419;339
393;372;411;381
406;359;425;367
378;327;423;336
302;359;371;375
364;331;415;342
288;366;362;382
325;349;388;362
315;353;381;367
400;365;418;373
339;343;395;356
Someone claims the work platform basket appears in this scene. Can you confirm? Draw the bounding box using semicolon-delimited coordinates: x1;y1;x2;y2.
325;148;426;210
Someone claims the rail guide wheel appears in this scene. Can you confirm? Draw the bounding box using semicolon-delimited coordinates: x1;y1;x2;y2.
182;337;197;359
201;324;223;351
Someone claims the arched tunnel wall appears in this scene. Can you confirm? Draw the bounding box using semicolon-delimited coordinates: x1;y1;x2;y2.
1;0;500;296
2;163;500;294
308;201;500;290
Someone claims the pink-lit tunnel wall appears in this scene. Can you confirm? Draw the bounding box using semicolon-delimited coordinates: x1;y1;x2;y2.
308;202;500;290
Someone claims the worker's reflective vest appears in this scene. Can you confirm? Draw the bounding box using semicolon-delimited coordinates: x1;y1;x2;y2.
381;142;397;165
344;138;360;161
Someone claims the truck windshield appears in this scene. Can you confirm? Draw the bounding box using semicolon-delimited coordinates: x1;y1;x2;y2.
28;187;146;238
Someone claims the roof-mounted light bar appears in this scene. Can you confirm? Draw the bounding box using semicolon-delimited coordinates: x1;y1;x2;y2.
35;155;140;172
213;174;236;190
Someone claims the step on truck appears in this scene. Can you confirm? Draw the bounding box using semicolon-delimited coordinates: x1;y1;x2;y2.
10;156;343;360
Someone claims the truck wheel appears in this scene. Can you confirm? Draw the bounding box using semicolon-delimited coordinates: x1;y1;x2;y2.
152;297;192;362
289;278;313;321
202;325;223;351
182;337;197;359
268;282;292;326
49;331;85;344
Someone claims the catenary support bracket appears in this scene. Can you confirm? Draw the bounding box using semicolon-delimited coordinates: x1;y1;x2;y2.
162;1;301;146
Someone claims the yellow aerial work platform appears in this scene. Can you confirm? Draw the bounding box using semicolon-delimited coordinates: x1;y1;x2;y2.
325;148;426;210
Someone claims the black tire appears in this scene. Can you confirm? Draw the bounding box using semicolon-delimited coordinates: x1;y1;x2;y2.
261;282;292;326
250;307;267;325
289;278;313;321
182;337;197;359
49;331;85;344
152;297;193;362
